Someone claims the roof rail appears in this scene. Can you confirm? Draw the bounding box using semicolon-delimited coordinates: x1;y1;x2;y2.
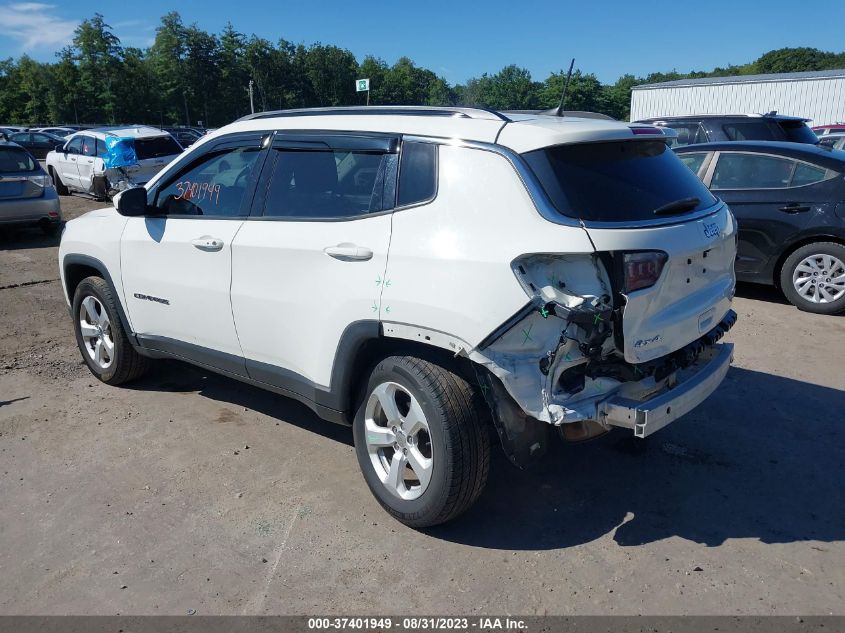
236;105;511;123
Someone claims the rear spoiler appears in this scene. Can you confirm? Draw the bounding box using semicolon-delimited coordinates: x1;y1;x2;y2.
628;125;678;141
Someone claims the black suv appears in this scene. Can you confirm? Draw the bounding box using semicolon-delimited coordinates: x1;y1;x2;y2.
636;114;818;147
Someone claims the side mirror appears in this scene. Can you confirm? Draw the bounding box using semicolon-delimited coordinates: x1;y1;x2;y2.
116;187;149;217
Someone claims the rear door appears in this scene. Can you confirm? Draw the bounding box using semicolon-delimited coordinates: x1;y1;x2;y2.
705;151;828;279
76;135;99;193
230;133;397;395
121;133;267;369
524;139;736;364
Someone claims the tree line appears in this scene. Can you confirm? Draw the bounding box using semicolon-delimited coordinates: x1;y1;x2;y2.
2;12;845;127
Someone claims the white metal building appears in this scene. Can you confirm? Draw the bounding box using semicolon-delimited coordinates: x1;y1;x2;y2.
630;69;845;125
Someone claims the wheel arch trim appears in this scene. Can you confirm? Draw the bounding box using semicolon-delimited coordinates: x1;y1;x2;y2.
62;254;136;344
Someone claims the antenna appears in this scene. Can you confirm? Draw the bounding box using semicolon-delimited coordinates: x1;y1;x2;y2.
555;58;576;117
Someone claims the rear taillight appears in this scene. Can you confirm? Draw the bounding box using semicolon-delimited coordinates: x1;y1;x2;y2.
622;251;668;293
27;174;52;188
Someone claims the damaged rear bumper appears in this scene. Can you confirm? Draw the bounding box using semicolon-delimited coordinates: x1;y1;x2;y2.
599;342;733;438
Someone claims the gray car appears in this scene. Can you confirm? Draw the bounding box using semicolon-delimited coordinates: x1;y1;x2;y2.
0;140;63;234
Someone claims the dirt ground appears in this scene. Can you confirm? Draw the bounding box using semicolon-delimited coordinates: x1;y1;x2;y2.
0;194;843;616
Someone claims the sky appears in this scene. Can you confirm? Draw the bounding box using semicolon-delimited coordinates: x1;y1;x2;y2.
1;0;844;85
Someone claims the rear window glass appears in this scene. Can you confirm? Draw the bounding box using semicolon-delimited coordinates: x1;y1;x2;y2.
723;121;778;141
778;119;819;144
0;147;37;172
523;140;717;222
133;136;182;160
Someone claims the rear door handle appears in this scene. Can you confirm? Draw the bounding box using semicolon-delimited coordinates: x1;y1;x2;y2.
191;236;224;252
324;243;373;261
779;203;811;213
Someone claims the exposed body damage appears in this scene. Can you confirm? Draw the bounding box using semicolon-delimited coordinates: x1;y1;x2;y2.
471;254;614;425
466;252;736;468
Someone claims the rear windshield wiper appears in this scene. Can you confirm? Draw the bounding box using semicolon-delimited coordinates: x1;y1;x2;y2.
653;197;700;216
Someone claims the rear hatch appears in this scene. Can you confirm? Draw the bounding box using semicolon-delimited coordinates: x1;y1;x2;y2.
524;138;736;363
0;145;44;200
130;135;183;183
774;118;818;144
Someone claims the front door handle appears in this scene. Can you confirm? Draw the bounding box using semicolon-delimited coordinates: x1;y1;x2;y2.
779;203;811;213
192;236;224;252
324;243;374;261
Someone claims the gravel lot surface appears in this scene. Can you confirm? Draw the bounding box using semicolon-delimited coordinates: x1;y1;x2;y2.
0;194;843;615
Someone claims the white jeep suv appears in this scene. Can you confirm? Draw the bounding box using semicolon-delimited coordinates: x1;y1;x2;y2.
59;106;737;527
46;126;183;198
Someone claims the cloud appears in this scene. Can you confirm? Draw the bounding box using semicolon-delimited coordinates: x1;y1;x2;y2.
0;2;78;51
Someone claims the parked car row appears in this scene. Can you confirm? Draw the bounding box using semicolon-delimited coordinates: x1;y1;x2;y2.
634;112;844;314
6;131;66;158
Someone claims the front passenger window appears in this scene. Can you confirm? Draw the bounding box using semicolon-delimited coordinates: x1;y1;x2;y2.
66;137;83;154
154;147;260;217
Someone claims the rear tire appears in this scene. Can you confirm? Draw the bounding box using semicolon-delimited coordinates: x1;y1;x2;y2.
780;242;845;315
51;168;69;196
72;276;150;384
353;355;490;528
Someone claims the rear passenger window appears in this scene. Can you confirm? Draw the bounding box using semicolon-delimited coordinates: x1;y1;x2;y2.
722;122;777;142
397;142;437;206
262;148;395;219
711;153;796;189
95;138;108;158
154;147;260;217
81;136;96;157
791;162;828;187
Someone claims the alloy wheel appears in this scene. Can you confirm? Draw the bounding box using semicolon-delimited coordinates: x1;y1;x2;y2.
79;295;115;369
792;253;845;304
363;381;434;501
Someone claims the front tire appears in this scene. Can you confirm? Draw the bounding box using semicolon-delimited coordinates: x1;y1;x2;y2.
780;242;845;314
51;168;69;196
72;276;150;384
353;355;490;528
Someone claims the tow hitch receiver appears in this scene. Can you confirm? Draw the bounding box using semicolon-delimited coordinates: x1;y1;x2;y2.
599;342;733;438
